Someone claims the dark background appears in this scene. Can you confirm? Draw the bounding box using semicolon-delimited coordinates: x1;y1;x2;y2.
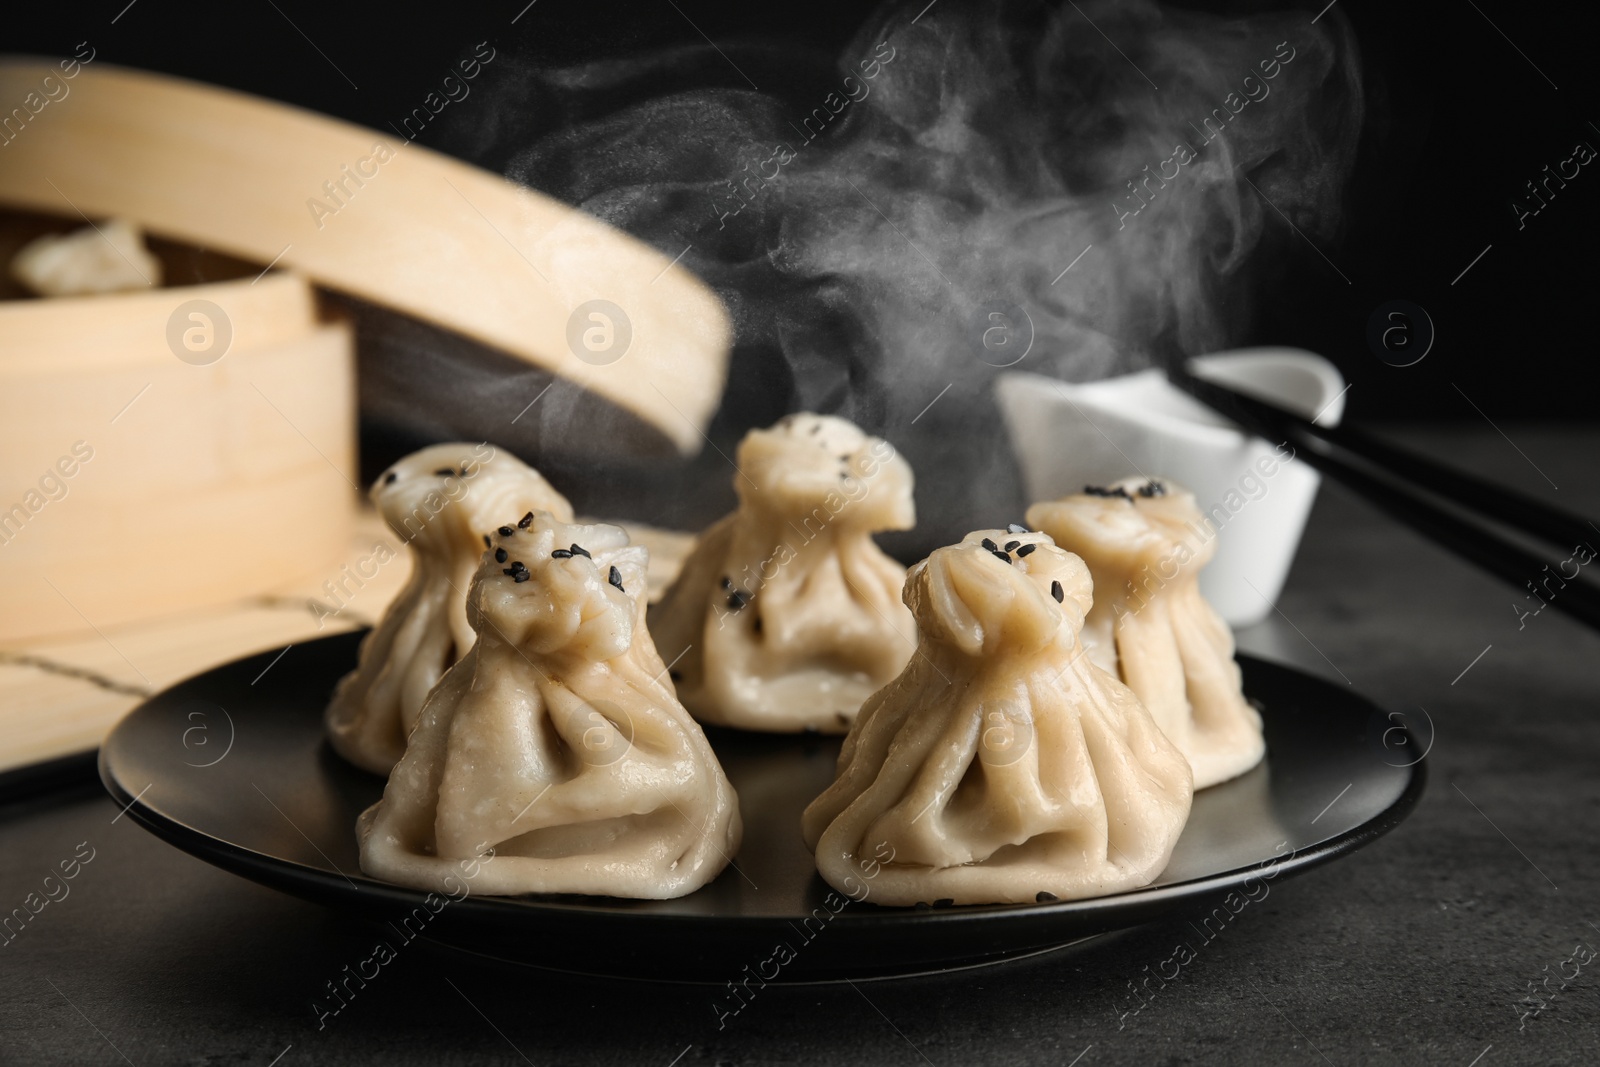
7;0;1598;422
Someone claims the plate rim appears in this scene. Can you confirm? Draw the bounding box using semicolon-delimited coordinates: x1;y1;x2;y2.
97;635;1427;930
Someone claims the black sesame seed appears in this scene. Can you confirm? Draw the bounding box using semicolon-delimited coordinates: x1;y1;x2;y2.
1007;523;1026;534
569;543;590;559
383;471;398;485
511;561;528;573
720;576;733;591
914;901;932;911
482;534;492;548
753;616;763;635
1137;479;1166;498
608;565;625;592
1016;543;1037;557
433;467;456;477
933;898;954;909
1004;540;1020;552
517;511;536;529
1051;580;1064;603
502;567;517;576
980;537;999;552
513;571;531;583
989;549;1012;564
727;590;748;611
551;549;573;559
1036;891;1058;903
839;454;850;462
669;669;683;682
498;526;515;537
494;548;508;563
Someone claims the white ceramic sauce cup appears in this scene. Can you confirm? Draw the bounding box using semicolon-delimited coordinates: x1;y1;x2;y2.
995;348;1346;625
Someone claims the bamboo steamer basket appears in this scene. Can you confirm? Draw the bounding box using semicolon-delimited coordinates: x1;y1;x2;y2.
0;58;731;644
0;273;356;642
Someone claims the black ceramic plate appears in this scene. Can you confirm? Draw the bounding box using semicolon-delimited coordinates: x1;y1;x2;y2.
100;632;1424;982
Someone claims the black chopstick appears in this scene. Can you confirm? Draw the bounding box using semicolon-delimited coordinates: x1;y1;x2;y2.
1170;365;1600;632
1176;370;1595;551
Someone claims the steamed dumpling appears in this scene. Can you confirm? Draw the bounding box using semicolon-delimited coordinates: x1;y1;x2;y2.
358;512;742;898
650;413;917;734
801;529;1193;906
325;442;574;774
1027;477;1265;789
10;218;162;296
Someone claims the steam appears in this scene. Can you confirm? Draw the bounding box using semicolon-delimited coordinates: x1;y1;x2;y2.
438;0;1362;552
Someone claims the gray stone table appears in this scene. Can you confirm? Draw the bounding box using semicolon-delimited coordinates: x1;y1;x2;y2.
2;425;1596;1066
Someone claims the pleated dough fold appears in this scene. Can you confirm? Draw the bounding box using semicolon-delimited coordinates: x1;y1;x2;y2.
1028;477;1265;789
650;413;917;733
803;530;1193;906
359;512;742;899
325;442;575;774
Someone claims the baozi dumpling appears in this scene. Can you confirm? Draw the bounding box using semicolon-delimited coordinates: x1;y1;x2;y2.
1026;477;1265;789
325;442;574;774
801;529;1193;906
358;512;742;898
650;413;917;734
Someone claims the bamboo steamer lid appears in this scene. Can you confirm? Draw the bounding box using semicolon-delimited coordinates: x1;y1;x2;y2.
0;57;732;455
